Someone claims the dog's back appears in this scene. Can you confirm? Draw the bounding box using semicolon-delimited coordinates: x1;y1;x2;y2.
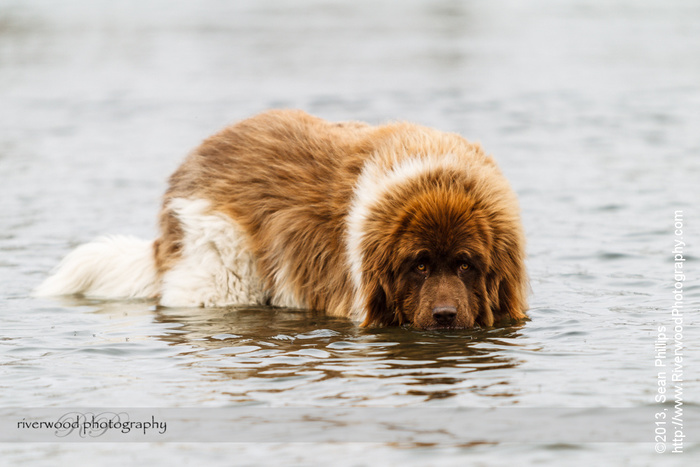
152;110;378;311
38;110;378;310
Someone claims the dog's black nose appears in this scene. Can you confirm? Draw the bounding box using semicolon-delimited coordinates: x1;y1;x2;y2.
432;306;457;325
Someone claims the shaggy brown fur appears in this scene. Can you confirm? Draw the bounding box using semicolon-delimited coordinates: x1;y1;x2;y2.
153;110;528;329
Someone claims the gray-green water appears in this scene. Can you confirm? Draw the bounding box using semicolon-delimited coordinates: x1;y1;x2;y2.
1;0;698;465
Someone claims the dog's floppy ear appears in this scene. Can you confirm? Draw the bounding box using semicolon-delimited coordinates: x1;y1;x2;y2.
360;271;397;327
476;274;495;327
483;214;529;325
486;262;528;326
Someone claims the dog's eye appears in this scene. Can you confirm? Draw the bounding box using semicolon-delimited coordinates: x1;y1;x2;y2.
416;263;427;273
459;263;469;271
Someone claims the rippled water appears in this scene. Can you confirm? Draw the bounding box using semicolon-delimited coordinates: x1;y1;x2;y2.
1;0;699;465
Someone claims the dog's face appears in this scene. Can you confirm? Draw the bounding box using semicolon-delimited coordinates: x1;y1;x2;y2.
386;193;491;330
394;250;480;330
358;175;527;330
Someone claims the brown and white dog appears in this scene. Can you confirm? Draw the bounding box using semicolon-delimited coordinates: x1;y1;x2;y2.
37;110;528;329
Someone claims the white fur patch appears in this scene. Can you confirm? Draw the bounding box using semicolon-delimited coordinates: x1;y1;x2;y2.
35;235;158;299
158;198;268;307
345;152;464;319
269;261;304;308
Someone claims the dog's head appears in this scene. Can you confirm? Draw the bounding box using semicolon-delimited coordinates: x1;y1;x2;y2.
356;166;527;330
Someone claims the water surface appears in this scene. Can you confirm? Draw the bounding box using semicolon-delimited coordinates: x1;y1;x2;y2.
1;0;698;465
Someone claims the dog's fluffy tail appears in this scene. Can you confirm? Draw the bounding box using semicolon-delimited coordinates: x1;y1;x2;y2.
35;235;159;300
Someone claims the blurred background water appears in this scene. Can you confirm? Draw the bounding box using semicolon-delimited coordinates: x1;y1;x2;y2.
1;0;698;465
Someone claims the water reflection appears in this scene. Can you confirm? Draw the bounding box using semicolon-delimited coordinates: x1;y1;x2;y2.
153;305;525;359
153;305;529;403
47;296;533;404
